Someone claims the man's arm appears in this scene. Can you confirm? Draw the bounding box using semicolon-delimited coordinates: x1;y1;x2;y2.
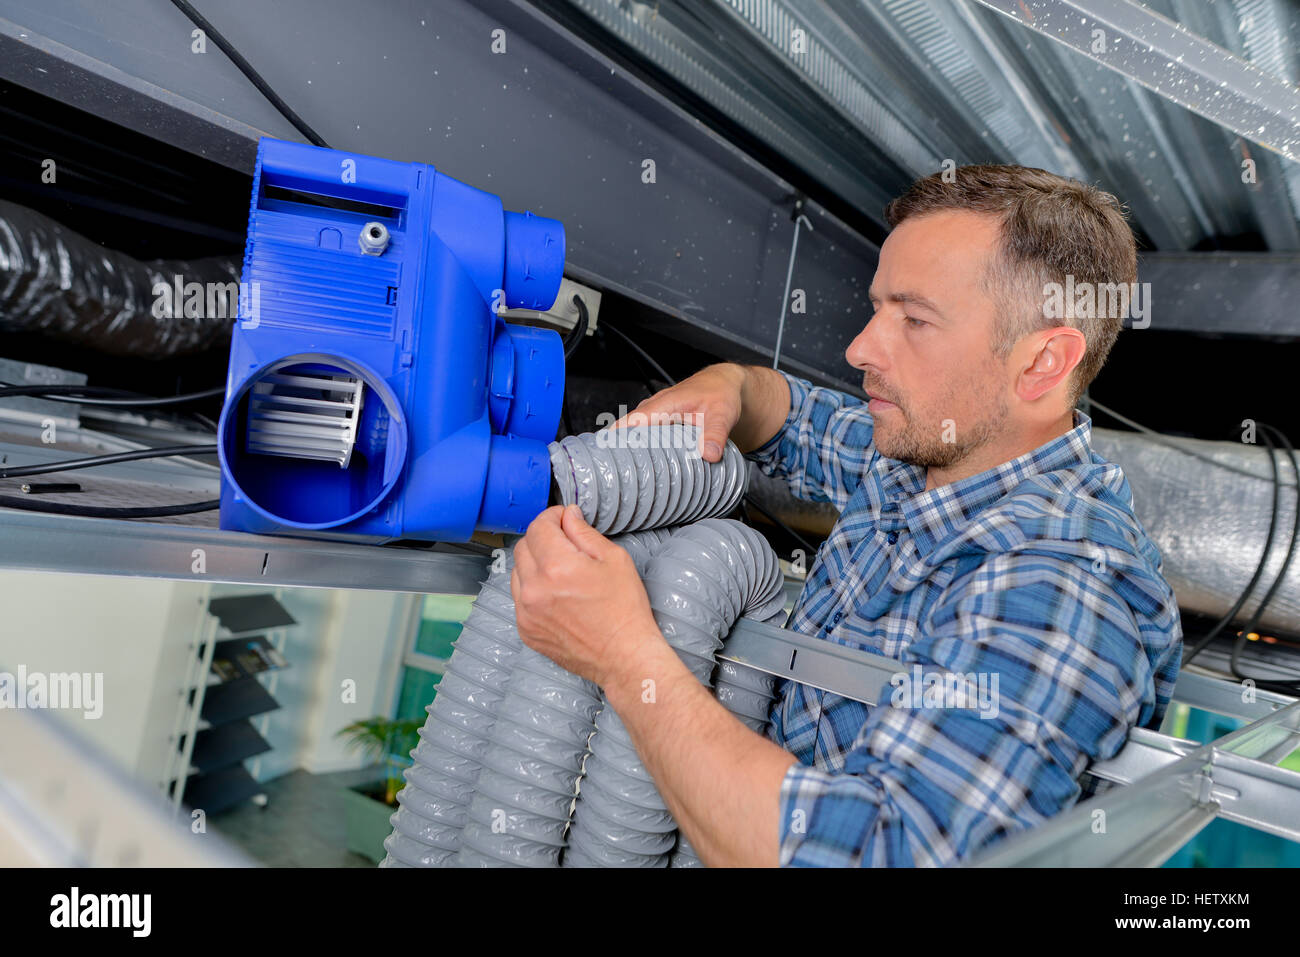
724;362;793;453
614;362;875;510
742;368;876;511
601;628;796;867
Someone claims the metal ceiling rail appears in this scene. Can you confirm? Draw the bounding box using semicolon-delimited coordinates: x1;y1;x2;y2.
722;616;902;702
0;704;250;866
970;698;1300;866
0;508;491;594
1171;669;1300;723
724;615;1300;865
1083;725;1200;786
726;615;1300;724
973;0;1300;163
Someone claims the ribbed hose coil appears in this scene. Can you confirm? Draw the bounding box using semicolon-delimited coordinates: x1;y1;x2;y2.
383;427;785;868
457;528;674;866
379;551;523;867
563;519;786;867
548;424;749;534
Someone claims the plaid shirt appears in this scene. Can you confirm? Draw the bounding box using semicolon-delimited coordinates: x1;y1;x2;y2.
746;370;1182;867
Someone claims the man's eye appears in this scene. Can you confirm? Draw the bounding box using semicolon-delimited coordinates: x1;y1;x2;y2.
904;315;926;327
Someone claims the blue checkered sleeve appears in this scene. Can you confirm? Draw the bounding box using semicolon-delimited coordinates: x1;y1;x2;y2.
776;547;1180;867
745;370;876;511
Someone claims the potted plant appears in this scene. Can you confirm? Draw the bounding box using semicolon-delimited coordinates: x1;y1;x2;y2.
336;716;422;863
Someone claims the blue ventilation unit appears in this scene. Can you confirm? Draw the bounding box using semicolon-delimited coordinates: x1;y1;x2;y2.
217;138;565;543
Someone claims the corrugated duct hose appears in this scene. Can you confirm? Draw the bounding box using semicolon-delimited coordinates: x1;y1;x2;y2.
0;198;239;356
381;424;788;868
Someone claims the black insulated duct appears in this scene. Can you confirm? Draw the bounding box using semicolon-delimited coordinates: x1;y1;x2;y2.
0;198;241;358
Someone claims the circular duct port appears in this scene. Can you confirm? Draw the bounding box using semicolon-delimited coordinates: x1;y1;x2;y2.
219;354;408;529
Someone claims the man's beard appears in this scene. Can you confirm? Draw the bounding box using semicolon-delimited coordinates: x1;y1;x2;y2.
872;386;1008;470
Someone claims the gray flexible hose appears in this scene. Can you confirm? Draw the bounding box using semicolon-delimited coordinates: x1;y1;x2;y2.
456;528;674;867
384;429;785;868
562;519;786;867
668;642;786;866
379;549;523;867
548;424;748;534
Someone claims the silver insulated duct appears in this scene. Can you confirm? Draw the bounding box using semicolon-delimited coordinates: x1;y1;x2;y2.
1091;426;1300;640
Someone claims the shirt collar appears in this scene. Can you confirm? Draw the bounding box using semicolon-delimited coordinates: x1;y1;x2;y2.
877;410;1096;558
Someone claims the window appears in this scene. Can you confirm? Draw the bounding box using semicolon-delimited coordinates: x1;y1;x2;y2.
391;593;475;731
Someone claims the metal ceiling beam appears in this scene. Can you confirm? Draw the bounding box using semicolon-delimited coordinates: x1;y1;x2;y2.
1134;251;1300;335
821;0;1088;179
559;0;911;220
1158;0;1300;251
974;0;1300;163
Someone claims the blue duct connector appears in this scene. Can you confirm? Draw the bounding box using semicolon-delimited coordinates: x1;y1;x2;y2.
218;138;566;543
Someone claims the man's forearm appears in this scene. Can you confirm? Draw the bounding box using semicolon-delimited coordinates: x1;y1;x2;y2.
604;628;797;867
719;363;792;454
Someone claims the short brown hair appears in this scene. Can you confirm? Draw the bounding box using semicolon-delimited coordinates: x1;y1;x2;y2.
883;164;1136;407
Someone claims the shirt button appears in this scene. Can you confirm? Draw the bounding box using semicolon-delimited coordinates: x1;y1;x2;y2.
832;611;844;624
886;531;899;544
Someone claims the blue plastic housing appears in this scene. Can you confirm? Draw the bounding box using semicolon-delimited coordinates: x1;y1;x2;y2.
218;138;566;543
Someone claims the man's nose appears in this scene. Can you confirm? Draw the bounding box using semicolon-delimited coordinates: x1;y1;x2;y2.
845;314;883;370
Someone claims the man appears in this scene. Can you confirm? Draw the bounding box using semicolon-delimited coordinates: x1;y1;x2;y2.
509;165;1182;867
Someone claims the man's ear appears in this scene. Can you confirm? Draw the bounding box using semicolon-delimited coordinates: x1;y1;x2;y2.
1016;327;1086;402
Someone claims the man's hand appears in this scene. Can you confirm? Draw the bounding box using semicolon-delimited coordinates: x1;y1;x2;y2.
510;504;795;867
609;362;790;462
510;504;664;688
609;363;746;463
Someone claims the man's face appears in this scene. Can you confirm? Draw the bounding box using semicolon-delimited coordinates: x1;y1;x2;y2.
846;210;1013;470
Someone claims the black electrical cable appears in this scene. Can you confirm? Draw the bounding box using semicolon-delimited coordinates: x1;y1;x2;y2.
564;295;590;359
190;412;219;433
1086;405;1300;692
167;0;329;148
0;383;225;406
1089;397;1298;489
1231;427;1298;642
0;495;219;518
0;445;219;480
559;297;591;440
0;383;133;401
1225;424;1300;695
602;322;675;388
1;382;222;436
1182;427;1282;667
